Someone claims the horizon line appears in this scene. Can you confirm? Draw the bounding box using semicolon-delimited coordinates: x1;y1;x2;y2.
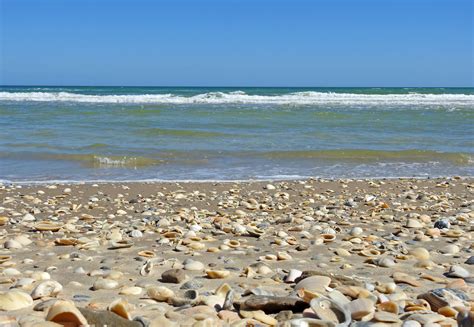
1;84;473;88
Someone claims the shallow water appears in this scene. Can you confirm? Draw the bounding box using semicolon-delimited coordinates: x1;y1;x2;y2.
0;86;473;181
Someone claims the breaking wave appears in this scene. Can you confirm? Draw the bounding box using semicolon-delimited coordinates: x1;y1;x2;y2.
0;91;473;106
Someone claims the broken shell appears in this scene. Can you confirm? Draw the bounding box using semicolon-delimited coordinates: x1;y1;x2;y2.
31;280;63;299
46;300;88;326
321;234;336;243
223;239;240;248
140;260;153;276
108;298;131;320
137;250;155;258
108;240;134;249
377;301;399;314
206;270;230;279
310;297;351;326
373;311;401;323
0;217;9;226
0;291;33;311
147;286;174;302
295;276;331;294
345;298;375;320
92;278;119;290
438;306;458;318
119;286;143;296
34;221;63;232
55;238;78;246
0;255;12;264
360;249;380;257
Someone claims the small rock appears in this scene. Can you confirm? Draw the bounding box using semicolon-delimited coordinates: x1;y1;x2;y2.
161;269;186;283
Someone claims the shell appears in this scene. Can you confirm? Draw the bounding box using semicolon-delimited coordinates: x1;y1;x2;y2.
54;238;78;246
345;298;375;320
92;278;119;290
119;286;143;296
360;249;380;257
0;255;12;264
373;311;401;323
31;280;63;299
377;301;399;314
310;297;351;326
224;239;240;248
0;291;33;311
206;270;230;279
108;298;131;320
289;318;337;327
108;240;134;249
137;250;155;258
295;276;331;294
46;300;88;326
140;260;153;276
34;221;63;232
321;234;336;243
438;306;458;318
147;286;174;302
0;217;9;226
417;288;468;312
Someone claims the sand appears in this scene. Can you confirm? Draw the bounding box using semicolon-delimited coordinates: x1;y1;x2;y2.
0;178;472;326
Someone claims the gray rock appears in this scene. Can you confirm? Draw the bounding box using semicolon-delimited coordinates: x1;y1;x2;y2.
465;256;474;265
241;295;308;313
161;269;186;283
180;279;203;290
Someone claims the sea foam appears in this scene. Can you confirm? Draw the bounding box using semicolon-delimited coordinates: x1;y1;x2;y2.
0;91;472;106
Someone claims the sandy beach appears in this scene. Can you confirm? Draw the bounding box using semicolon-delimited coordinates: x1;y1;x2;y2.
0;177;472;326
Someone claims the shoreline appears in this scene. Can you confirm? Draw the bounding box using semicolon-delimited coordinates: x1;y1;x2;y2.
2;175;473;186
0;177;472;325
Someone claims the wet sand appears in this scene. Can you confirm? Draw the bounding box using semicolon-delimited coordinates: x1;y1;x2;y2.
0;178;472;326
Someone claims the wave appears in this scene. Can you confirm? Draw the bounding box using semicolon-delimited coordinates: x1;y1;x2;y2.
139;128;230;138
0;91;473;106
261;149;473;165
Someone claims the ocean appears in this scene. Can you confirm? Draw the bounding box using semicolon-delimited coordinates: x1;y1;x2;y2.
0;86;472;182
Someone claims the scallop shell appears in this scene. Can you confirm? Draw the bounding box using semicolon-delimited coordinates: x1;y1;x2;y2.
31;280;63;299
205;270;230;279
108;240;134;249
0;291;33;311
137;250;155;258
108;298;131;320
310;297;351;327
147;286;174;302
34;221;63;232
46;300;88;326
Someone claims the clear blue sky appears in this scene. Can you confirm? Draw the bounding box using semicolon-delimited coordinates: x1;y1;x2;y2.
1;0;472;86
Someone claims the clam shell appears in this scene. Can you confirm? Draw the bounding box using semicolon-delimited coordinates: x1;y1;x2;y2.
31;280;63;299
108;298;131;320
0;291;33;311
206;270;230;279
46;300;88;326
119;286;143;296
377;301;399;314
147;286;174;302
373;311;401;323
34;221;63;232
345;298;375;320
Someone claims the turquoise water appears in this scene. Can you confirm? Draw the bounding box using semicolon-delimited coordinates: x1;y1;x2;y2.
0;86;473;181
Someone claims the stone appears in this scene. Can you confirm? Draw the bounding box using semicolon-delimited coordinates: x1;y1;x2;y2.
161;269;186;283
242;296;308;313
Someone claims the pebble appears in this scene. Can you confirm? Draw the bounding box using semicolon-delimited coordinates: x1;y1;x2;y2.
161;269;186;283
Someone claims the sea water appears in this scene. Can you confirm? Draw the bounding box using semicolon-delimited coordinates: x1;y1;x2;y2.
0;86;472;182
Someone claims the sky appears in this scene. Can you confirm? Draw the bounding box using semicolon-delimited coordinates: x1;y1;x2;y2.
0;0;472;87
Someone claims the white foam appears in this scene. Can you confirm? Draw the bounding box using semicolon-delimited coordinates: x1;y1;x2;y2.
0;91;472;106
